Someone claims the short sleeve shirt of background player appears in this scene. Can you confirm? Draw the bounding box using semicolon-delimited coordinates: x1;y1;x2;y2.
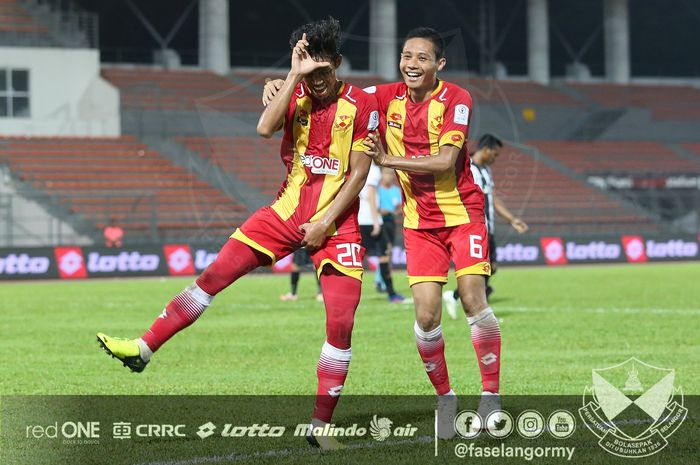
273;81;379;236
368;80;484;229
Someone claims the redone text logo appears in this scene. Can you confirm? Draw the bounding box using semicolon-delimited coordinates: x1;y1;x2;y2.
87;251;159;273
300;154;340;175
26;422;100;439
0;253;50;275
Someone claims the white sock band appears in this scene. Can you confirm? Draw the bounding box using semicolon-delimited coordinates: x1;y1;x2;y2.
468;307;496;327
188;283;214;306
414;321;443;341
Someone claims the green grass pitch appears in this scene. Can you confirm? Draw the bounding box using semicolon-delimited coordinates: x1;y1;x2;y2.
2;262;698;396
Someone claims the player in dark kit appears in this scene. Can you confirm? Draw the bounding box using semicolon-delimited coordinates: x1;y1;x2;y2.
96;17;378;450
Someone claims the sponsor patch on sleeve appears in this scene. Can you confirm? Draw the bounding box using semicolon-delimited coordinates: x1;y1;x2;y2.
454;104;470;125
368;110;379;131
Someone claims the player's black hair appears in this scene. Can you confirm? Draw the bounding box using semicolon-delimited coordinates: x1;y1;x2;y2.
289;17;341;61
404;27;446;59
478;134;503;150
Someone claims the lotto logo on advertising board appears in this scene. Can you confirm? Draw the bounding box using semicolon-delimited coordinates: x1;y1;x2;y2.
540;237;567;265
163;245;195;276
496;243;540;263
621;236;648;263
0;251;51;276
54;247;87;279
86;251;160;274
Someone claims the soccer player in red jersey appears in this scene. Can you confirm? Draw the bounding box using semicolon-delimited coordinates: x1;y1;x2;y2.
97;18;378;449
363;28;502;437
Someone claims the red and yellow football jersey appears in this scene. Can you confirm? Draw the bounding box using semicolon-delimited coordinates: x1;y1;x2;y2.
272;82;378;236
370;80;484;229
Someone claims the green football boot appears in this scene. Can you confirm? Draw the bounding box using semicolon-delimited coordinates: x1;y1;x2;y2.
96;332;149;373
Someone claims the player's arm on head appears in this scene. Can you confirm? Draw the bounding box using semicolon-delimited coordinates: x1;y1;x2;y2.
494;192;529;233
299;150;371;249
256;75;300;137
257;33;331;137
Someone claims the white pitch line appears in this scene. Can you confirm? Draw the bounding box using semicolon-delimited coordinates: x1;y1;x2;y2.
495;306;700;315
134;435;433;465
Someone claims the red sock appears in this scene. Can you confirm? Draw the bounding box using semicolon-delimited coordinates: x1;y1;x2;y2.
415;322;452;395
312;267;361;422
141;238;268;352
468;307;501;393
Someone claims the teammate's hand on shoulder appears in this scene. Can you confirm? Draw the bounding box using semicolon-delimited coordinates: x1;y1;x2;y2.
262;78;284;106
364;132;387;166
299;221;328;250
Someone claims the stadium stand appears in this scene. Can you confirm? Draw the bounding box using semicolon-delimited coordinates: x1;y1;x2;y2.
0;136;248;242
102;67;261;113
680;142;700;159
177;136;285;200
450;76;581;106
529;141;700;175
568;83;700;121
490;144;658;234
0;0;47;34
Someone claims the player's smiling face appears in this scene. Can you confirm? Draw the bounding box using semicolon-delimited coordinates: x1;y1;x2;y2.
400;38;446;94
304;56;342;102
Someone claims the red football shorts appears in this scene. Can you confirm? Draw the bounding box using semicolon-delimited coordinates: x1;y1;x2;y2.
404;221;491;286
230;206;364;281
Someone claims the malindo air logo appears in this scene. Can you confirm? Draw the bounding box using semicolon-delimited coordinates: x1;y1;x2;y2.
579;358;687;458
369;415;417;442
370;415;393;441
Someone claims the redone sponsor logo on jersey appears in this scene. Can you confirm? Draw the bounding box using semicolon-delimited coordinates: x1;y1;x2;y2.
87;251;160;273
646;239;698;259
566;241;621;261
0;252;50;275
496;243;539;263
300;154;340;175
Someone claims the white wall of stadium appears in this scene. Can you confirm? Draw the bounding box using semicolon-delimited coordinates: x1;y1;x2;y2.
0;47;120;136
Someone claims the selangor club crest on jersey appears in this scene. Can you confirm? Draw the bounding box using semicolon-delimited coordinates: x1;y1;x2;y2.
579;358;687;458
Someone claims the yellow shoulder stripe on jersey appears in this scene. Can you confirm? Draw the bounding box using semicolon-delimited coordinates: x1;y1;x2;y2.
230;229;277;265
316;258;363;282
439;130;466;148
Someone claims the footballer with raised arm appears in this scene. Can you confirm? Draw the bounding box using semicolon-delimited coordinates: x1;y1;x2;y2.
97;17;378;450
263;26;501;439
